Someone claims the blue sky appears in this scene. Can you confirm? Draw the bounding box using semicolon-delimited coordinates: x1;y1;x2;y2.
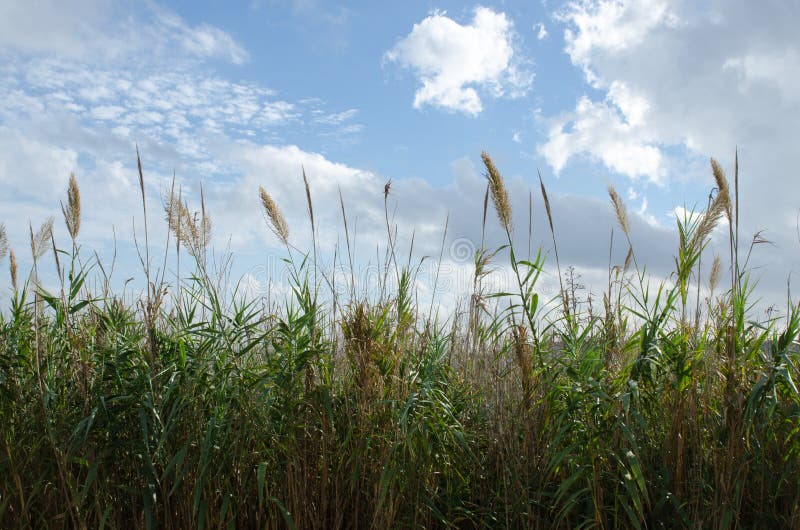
1;0;798;313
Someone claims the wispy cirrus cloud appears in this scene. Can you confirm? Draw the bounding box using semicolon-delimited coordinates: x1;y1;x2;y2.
0;0;364;276
0;0;249;65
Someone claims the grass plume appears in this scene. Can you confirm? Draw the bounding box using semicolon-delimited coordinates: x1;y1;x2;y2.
30;216;54;260
8;248;16;291
481;151;512;233
607;184;630;237
0;223;7;261
259;185;289;245
61;173;81;241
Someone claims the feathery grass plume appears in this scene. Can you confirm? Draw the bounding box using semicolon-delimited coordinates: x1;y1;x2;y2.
481;151;512;233
61;173;81;240
9;248;17;291
30;217;55;260
259;186;289;245
688;164;732;257
689;192;728;255
164;187;182;241
0;223;7;260
710;158;732;222
607;185;630;237
163;188;211;259
709;254;722;294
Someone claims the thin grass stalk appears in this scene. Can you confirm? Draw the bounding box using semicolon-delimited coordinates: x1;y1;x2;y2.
135;145;157;364
734;148;740;305
338;186;356;298
539;170;568;319
303;167;318;296
383;178;400;291
428;213;449;324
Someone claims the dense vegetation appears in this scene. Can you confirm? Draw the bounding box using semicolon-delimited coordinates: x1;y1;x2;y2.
1;151;798;528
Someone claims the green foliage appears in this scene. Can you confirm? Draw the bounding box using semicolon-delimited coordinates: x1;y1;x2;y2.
1;153;799;528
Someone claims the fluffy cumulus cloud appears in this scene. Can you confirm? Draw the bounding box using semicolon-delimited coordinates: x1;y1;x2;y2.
557;0;675;76
541;0;800;301
385;7;531;115
540;85;663;183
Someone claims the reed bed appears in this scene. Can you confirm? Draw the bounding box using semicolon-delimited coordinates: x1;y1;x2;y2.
0;151;799;529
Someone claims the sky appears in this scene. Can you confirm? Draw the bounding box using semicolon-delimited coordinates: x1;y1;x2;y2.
0;0;798;316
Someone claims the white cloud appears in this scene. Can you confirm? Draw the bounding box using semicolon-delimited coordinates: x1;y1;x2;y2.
0;0;113;58
0;1;249;66
154;11;250;64
314;108;359;125
90;105;127;121
607;81;649;127
543;0;800;302
384;7;531;115
0;128;77;201
723;48;800;102
539;94;663;183
535;23;548;40
557;0;675;77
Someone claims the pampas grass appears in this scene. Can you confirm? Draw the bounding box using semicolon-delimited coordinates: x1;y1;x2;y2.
481;151;512;233
0;223;7;261
164;187;212;260
607;184;630;237
29;216;54;260
709;253;722;294
8;248;16;291
61;173;81;241
259;185;289;245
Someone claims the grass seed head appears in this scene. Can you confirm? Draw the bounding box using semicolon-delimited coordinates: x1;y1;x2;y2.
164;188;211;258
30;217;55;260
709;253;721;294
607;185;630;237
0;223;7;260
62;173;81;240
259;186;289;245
481;151;513;233
710;158;732;221
9;248;16;291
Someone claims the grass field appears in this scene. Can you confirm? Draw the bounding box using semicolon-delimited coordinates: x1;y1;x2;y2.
1;151;798;528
